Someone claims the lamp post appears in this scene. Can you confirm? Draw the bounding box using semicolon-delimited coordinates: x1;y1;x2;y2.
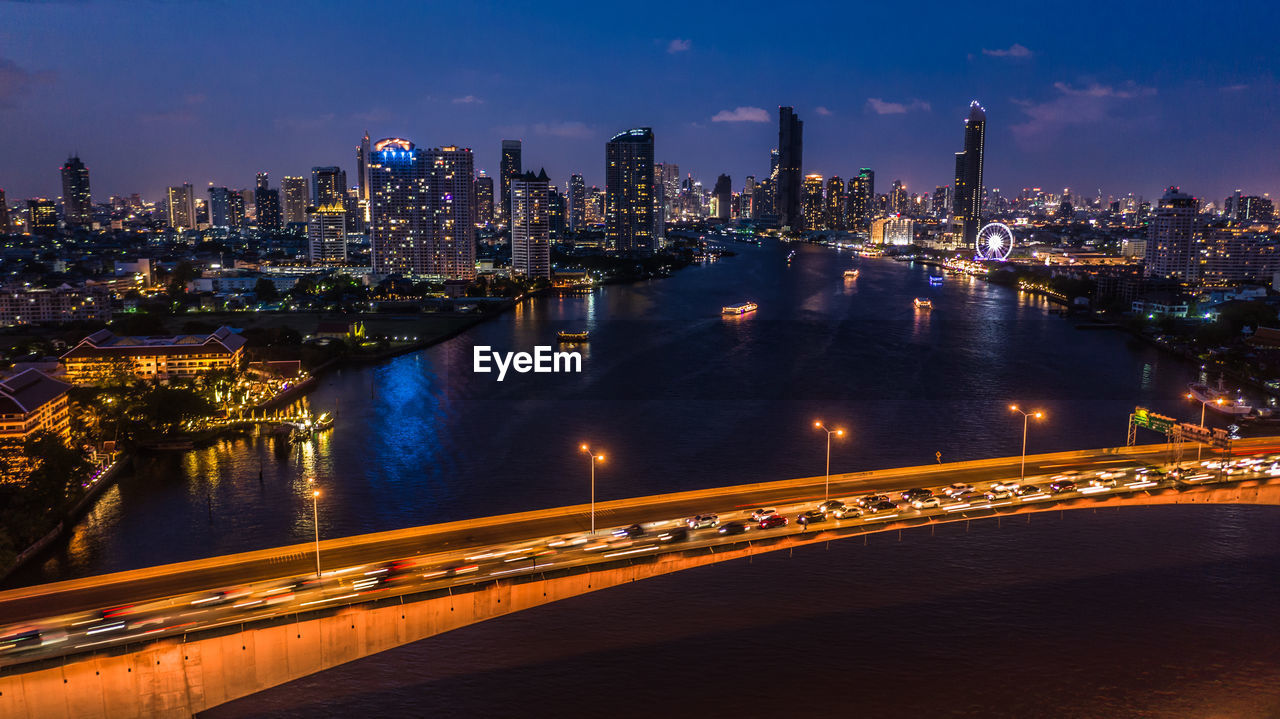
1186;393;1225;460
580;444;605;534
308;479;321;578
813;421;845;501
1009;405;1043;480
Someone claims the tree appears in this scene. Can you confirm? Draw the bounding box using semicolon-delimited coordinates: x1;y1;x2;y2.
254;277;279;302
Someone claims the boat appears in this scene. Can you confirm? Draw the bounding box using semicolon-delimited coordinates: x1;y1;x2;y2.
313;411;335;431
722;302;758;315
1187;379;1253;416
557;330;590;342
928;274;944;285
843;269;860;279
913;298;933;309
787;250;797;263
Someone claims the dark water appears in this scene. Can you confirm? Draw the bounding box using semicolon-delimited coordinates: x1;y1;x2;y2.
16;240;1280;717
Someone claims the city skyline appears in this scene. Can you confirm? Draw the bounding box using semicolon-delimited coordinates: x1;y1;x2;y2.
3;2;1280;203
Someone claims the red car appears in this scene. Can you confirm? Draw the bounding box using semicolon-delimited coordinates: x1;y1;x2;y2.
758;514;788;530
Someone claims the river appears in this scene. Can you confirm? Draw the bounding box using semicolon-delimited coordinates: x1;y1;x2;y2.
15;240;1280;717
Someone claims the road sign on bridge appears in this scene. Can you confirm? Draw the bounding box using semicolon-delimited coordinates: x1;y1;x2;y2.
1128;407;1177;445
1174;422;1232;450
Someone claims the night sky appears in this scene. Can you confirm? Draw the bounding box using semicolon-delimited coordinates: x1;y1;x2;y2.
2;1;1279;205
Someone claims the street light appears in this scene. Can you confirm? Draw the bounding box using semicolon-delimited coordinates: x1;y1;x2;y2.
1186;393;1225;460
580;444;605;534
308;479;321;578
1009;405;1044;480
813;420;845;501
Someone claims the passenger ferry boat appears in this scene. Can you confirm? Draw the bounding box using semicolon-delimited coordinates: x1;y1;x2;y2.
913;297;933;309
928;274;944;285
722;302;758;315
1187;378;1254;416
843;269;860;279
557;330;590;342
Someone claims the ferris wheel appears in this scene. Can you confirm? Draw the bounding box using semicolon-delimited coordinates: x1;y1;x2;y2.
975;222;1014;260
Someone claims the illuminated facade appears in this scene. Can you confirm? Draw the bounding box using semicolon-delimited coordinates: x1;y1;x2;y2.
510;169;551;279
357;131;372;203
61;327;247;385
428;146;477;280
871;217;916;245
952;101;986;246
311;166;346;207
474;172;494;225
307;202;348;264
255;173;282;230
1144;186;1200;280
60;155;92;227
605;127;656;254
0;189;9;234
166;184;195;230
0;369;72;484
825;176;845;230
568;173;586;230
0;284;111;327
27;199;57;235
282;176;309;224
801;174;824;230
500;139;522;225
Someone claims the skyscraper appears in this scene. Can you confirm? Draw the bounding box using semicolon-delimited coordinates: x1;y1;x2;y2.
712;174;732;221
474;171;494;226
27;199;57;235
889;180;908;215
307;202;348;264
568;173;586;231
846;175;868;230
801;174;824;230
282;176;309;225
741;176;756;220
60;155;91;227
825;176;845;230
428;145;477;279
166;184;195;230
0;189;9;234
311;166;347;206
952;101;986;247
605;127;656;255
510;169;551;279
656;163;679;226
777;107;804;230
499;139;522;225
548;185;566;240
208;186;245;229
369;138;431;276
254;173;282;230
1144;186;1201;280
357;131;371;202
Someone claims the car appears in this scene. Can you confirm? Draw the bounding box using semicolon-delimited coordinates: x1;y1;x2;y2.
900;488;933;502
1015;484;1044;496
1088;476;1117;488
984;489;1012;501
1048;479;1077;493
833;506;863;520
990;481;1020;493
613;524;645;539
797;510;827;526
719;521;747;536
750;508;778;522
867;500;898;514
911;496;940;509
687;514;719;529
855;494;889;508
818;500;846;513
658;526;689;542
943;483;974;498
547;534;589;548
758;514;788;529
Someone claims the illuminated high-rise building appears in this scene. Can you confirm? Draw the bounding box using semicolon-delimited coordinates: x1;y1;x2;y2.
27;199;58;235
254;173;282;230
933;186;951;219
1144;186;1201;280
889;180;909;215
712;174;732;221
356;131;371;202
952;100;986;246
568;173;586;231
656;163;679;225
510;169;551;279
311;166;347;206
60;155;91;226
499;139;522;225
777;107;804;230
741;176;756;220
282;176;309;225
474;171;494;226
801;174;824;230
605;127;656;254
369;138;430;276
548;185;566;240
428;145;476;279
825;176;845;230
166;184;195;230
208;186;246;229
307;202;348;264
0;189;9;234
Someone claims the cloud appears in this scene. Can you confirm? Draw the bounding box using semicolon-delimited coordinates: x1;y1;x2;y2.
865;98;931;115
815;106;832;116
711;106;770;123
982;43;1033;59
667;38;691;53
1011;81;1156;146
0;57;53;109
533;121;592;138
452;95;483;104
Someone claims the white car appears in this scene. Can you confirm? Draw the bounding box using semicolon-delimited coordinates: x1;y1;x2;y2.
1088;476;1117;488
989;481;1021;493
984;489;1012;501
686;514;719;529
943;483;974;498
833;506;863;520
911;497;941;509
750;508;778;522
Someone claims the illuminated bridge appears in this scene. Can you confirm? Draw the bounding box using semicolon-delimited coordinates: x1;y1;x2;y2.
3;436;1280;718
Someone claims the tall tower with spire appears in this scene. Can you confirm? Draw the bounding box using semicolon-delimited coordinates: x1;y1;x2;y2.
952;100;986;249
357;131;371;202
